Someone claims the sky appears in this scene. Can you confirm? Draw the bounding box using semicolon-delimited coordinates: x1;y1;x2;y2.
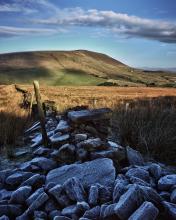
0;0;176;68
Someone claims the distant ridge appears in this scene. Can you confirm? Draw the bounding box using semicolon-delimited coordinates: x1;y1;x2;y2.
0;50;175;87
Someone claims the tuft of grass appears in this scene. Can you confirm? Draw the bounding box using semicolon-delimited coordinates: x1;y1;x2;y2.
112;96;176;165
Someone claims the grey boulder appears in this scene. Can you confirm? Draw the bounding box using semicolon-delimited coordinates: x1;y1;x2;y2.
158;175;176;191
46;158;115;188
9;186;32;204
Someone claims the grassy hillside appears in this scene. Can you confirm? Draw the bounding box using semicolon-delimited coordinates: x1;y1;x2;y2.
0;50;176;86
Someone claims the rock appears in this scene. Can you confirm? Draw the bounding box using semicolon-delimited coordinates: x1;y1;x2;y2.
31;157;57;172
130;176;151;187
96;184;111;204
9;186;32;204
48;184;63;203
20;174;45;188
67;108;111;123
63;177;86;202
128;201;159;220
159;191;170;201
0;189;13;201
49;210;61;220
54;217;72;220
0;204;22;218
163;201;176;219
50;133;70;146
33;147;51;156
171;189;176;203
75;134;88;142
77;138;106;152
27;192;49;214
139;186;163;208
82;206;100;219
5;172;34;186
101;204;116;219
55;120;70;133
16;212;29;220
126;167;150;182
126;146;144;166
76;148;88;161
34;211;47;219
76;202;90;215
114;184;143;219
158;175;176;191
44;199;57;213
26;187;44;207
88;185;99;206
0;215;9;220
57;144;76;162
0;169;14;184
55;194;70;207
61;204;77;218
148;163;162;180
46;158;115;188
113;174;129;203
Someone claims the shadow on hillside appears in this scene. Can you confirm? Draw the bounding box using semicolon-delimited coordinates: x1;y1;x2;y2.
112;95;176;165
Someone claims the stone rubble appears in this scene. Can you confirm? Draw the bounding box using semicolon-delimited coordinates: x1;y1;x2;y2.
0;107;176;219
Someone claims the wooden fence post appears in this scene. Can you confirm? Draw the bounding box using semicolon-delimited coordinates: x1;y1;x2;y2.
33;81;49;147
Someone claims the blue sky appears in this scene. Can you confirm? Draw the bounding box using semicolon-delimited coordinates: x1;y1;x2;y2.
0;0;176;68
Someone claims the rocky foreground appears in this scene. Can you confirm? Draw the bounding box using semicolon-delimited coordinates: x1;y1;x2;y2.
0;107;176;220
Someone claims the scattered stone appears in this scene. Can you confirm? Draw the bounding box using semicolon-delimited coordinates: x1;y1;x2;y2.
48;184;63;204
57;144;76;162
44;199;58;213
31;157;57;172
163;201;176;219
101;203;116;219
0;204;22;218
130;176;151;187
63;177;86;202
171;189;176;203
114;184;143;219
20;174;45;188
26;187;44;207
158;175;176;191
126;146;144;166
55;120;70;133
76;148;88;161
128;201;159;220
5;172;34;187
46;158;116;188
9;186;32;204
34;210;47;219
27;192;49;214
49;210;61;220
126;167;150;182
33;147;51;156
148;163;162;180
82;206;100;219
88;185;99;206
77;138;106;151
0;189;13;201
159;191;170;201
75;134;88;142
50;133;70;146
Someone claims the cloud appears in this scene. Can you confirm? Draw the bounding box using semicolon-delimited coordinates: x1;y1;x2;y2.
33;7;176;43
0;26;61;37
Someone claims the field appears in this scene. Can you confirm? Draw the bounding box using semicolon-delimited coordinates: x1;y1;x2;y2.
1;84;176;164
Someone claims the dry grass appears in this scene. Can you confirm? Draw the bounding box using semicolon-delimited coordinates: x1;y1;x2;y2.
112;96;176;165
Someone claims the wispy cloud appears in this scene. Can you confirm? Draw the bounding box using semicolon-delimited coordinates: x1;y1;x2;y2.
33;8;176;43
0;26;62;37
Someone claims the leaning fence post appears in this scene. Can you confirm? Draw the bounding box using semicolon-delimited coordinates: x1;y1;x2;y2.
33;80;49;147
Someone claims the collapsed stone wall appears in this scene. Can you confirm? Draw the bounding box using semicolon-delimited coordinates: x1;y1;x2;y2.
0;107;176;220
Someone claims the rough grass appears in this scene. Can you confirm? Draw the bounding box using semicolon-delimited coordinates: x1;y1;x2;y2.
112;96;176;165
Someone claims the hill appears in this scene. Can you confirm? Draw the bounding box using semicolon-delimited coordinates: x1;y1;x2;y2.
0;50;176;86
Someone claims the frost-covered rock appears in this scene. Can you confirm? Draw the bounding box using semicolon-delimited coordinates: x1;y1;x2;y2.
126;167;150;182
0;204;22;218
128;201;159;220
126;146;144;166
57;144;76;162
46;158;116;188
9;186;32;204
55;120;70;133
158;175;176;191
31;157;57;172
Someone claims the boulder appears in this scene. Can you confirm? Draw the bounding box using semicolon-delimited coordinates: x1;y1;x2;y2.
126;167;150;182
20;174;45;188
67;108;111;123
114;184;143;219
46;158;116;188
126;146;144;166
31;157;57;172
26;187;44;207
148;163;162;180
88;185;99;206
34;210;47;219
5;172;34;186
63;177;86;202
158;175;176;191
82;206;101;219
33;147;51;156
77;138;106;152
171;189;176;203
9;186;32;204
50;133;70;146
0;189;13;201
163;201;176;219
75;134;88;142
128;201;159;220
48;184;63;204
